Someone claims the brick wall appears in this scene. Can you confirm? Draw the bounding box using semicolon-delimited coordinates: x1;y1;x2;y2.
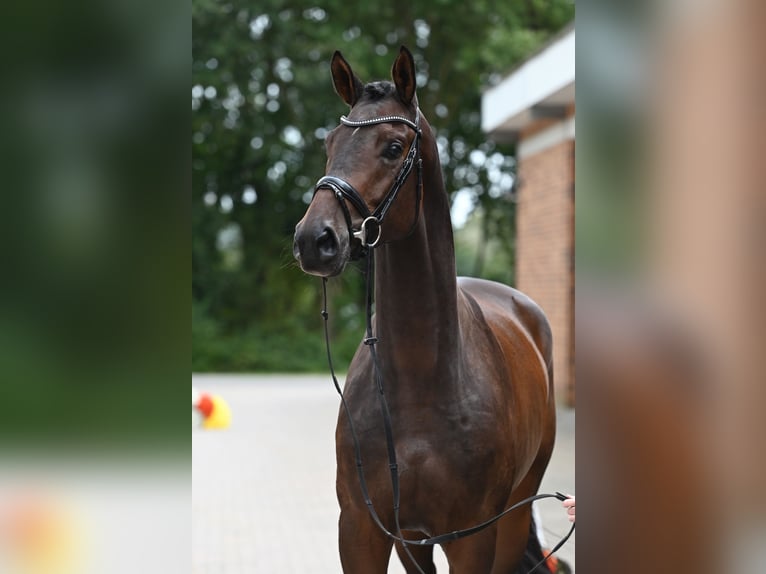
516;138;575;405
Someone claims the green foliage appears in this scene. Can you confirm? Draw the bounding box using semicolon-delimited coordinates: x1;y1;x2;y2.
192;0;574;372
454;206;517;286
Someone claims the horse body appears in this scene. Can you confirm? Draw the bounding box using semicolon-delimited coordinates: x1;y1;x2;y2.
294;47;556;573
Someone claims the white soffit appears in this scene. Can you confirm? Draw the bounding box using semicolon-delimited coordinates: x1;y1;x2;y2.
482;28;575;136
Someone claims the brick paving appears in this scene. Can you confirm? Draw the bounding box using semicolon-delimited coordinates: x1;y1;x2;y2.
192;374;575;573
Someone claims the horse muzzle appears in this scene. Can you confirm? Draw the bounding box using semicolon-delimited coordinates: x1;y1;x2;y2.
293;218;350;277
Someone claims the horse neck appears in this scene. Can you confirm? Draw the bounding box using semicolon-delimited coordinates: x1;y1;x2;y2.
373;144;460;384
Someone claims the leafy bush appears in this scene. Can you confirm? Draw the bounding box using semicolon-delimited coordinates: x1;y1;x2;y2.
193;301;360;373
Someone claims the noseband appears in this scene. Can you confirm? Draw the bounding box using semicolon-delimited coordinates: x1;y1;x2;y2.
313;110;423;252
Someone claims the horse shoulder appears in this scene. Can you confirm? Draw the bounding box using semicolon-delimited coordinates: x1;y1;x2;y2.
456;277;555;486
456;275;554;425
457;276;552;372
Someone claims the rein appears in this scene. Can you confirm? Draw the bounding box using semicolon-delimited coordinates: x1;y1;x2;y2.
315;112;574;574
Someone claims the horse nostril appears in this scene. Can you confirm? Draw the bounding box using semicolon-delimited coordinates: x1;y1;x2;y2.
316;227;338;260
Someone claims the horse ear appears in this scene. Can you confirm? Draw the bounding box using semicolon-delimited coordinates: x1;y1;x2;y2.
331;50;363;107
391;46;416;105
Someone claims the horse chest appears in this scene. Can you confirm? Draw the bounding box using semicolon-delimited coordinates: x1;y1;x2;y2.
337;397;514;497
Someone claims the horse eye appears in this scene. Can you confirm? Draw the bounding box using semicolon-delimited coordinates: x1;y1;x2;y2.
383;142;404;159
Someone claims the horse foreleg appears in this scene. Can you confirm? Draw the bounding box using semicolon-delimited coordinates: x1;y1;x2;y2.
490;507;534;573
441;526;497;573
492;424;556;573
338;508;394;574
394;533;436;574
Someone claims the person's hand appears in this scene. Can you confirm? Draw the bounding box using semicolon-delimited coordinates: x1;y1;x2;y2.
562;495;575;522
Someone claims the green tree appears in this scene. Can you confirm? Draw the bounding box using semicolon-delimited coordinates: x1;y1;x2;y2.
192;0;574;371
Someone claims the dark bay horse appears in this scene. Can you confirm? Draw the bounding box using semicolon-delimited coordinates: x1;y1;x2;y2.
293;46;556;573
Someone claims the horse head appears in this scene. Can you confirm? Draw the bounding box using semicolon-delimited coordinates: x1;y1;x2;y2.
293;46;424;277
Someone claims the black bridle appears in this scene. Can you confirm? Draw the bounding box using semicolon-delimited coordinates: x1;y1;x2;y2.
316;109;574;574
313;110;423;252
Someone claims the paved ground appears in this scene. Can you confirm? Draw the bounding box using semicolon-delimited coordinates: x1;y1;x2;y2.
193;374;575;573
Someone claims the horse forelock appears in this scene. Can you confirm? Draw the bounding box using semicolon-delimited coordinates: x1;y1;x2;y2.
358;81;419;112
361;81;396;101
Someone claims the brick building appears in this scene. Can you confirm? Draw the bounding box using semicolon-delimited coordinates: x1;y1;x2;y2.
481;26;575;405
